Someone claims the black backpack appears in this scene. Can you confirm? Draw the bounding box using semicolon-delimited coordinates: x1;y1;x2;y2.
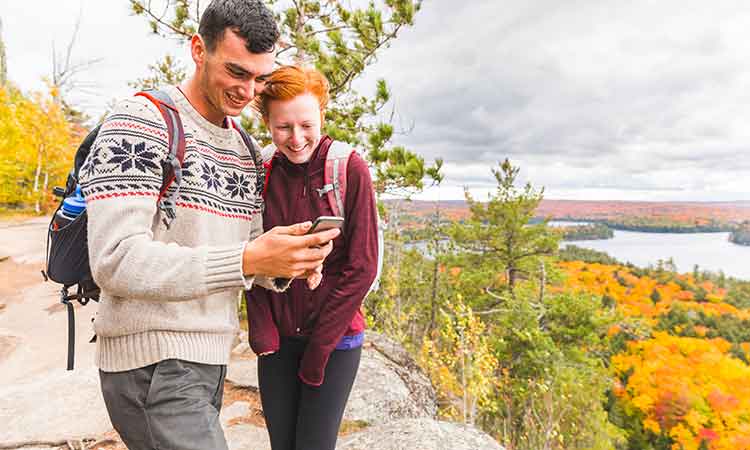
44;90;186;370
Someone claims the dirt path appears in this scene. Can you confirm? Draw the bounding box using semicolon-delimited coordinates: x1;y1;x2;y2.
0;218;271;449
0;217;98;385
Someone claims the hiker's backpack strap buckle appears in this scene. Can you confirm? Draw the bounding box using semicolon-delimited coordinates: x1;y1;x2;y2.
316;183;336;196
135;90;186;229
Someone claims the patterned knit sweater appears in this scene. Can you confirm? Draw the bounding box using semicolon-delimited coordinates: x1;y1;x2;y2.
80;85;281;372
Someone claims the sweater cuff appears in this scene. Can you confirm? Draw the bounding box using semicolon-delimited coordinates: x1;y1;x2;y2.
204;243;248;294
256;275;293;293
249;322;280;356
299;343;332;387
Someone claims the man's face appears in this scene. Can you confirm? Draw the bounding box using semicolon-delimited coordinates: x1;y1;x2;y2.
195;29;275;120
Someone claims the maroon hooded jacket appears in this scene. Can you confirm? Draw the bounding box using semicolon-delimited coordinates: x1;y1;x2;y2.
246;136;379;386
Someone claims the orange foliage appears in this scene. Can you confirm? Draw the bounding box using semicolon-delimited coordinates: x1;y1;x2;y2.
612;333;750;449
556;261;750;449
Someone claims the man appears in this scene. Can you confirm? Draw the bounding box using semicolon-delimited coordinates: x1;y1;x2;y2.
78;1;338;449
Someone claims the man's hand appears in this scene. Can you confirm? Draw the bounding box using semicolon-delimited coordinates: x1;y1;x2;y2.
243;221;339;279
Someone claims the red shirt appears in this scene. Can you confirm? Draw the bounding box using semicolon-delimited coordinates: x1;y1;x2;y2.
246;136;379;386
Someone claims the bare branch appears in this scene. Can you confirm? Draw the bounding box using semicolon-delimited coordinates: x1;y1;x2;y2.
484;287;508;302
51;12;102;102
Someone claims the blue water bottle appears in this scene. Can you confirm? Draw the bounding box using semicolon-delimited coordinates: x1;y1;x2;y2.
54;185;86;230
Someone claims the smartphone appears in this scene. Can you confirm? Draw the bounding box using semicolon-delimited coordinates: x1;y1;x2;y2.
307;216;345;234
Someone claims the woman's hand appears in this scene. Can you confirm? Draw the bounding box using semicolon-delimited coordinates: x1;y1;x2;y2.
306;265;323;290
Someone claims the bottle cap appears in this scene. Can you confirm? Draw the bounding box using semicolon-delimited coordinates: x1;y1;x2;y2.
62;185;86;216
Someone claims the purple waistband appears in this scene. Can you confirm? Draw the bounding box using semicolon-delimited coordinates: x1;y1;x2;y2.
336;332;364;350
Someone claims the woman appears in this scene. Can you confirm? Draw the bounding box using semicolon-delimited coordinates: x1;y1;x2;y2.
246;66;379;450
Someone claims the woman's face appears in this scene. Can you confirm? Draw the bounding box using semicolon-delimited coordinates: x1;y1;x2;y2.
266;93;322;164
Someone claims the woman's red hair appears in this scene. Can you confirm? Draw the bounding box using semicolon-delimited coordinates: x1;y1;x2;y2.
252;66;330;122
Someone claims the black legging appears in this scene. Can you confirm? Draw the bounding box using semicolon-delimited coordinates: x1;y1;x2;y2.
257;336;361;450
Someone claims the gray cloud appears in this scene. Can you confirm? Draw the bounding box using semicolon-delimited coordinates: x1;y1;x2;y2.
5;0;750;200
357;0;750;200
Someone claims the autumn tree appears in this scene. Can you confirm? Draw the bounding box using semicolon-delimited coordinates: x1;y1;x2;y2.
420;296;500;425
0;85;79;212
128;0;438;196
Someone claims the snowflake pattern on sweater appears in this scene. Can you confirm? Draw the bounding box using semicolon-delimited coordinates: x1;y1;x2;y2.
81;110;263;221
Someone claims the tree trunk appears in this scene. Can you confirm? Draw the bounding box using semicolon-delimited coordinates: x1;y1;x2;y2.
33;150;42;213
428;199;441;333
460;330;467;424
0;17;7;85
538;260;546;303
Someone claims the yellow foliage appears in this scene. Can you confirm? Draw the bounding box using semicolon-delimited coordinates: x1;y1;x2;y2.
419;296;499;424
0;83;80;212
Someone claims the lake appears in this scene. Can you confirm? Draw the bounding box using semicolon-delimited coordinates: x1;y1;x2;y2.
408;222;750;281
563;229;750;281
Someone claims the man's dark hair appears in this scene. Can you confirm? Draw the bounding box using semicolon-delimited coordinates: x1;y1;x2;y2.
199;0;279;54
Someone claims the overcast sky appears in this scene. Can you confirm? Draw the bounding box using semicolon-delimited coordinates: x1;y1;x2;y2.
3;1;750;202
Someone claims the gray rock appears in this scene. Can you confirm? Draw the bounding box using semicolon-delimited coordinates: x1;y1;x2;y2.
225;332;438;425
344;348;420;425
232;342;252;356
226;357;259;389
231;331;249;353
0;367;111;446
224;424;271;450
336;418;503;450
221;401;251;426
344;332;437;424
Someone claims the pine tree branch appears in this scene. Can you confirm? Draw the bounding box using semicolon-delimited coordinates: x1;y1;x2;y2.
130;0;193;39
330;23;405;94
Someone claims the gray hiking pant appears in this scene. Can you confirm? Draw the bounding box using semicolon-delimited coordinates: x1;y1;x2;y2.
99;359;228;450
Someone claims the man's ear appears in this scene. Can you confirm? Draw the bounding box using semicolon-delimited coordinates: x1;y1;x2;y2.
191;34;207;66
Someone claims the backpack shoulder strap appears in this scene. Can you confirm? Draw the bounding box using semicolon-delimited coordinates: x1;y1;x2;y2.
261;144;276;165
317;140;355;218
134;89;185;229
259;144;277;199
230;120;265;198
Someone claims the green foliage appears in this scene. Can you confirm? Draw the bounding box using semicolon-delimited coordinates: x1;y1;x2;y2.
366;161;623;448
448;159;559;299
559;244;621;265
726;280;750;309
128;54;187;90
729;221;750;246
128;0;441;196
601;218;729;233
480;288;622;449
656;305;750;345
556;222;614;241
